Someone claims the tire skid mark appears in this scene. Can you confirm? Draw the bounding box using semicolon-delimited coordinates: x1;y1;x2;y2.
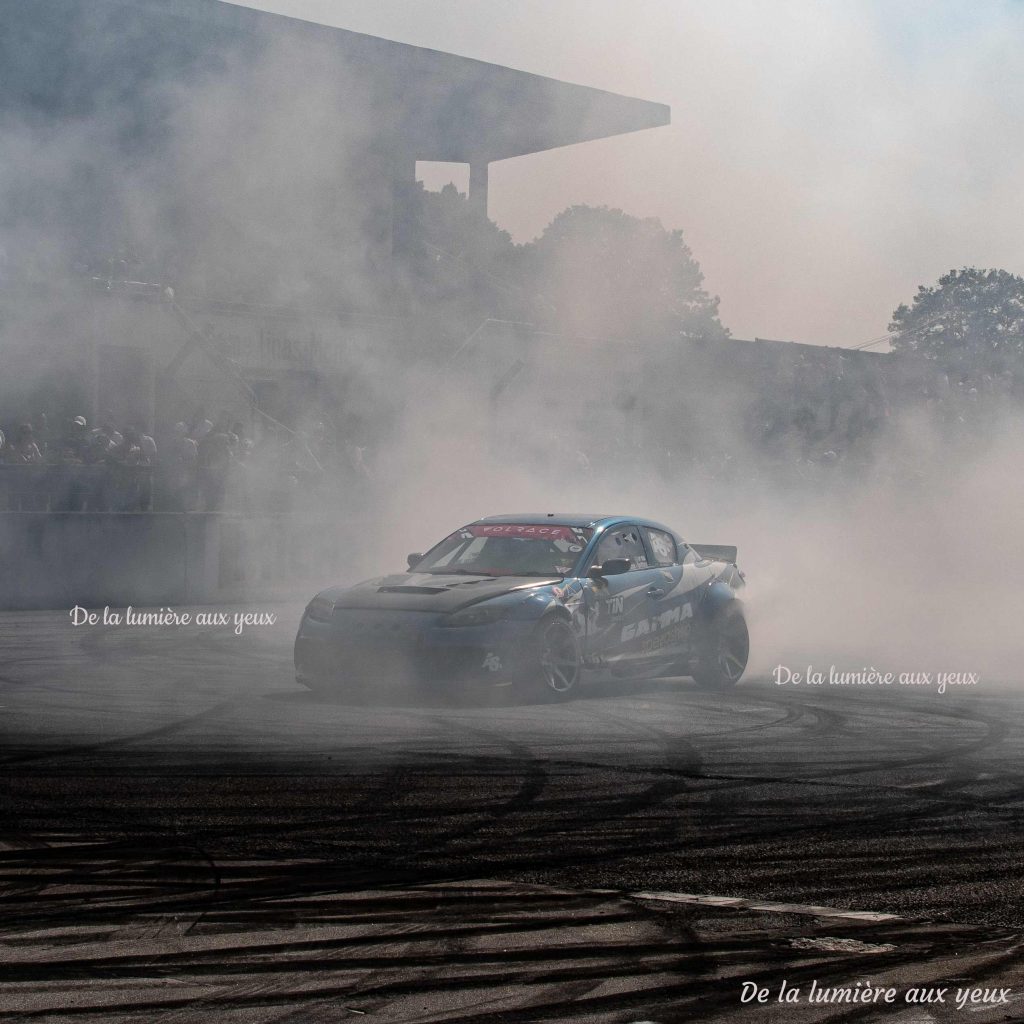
324;709;553;860
0;700;236;767
3;629;1024;1020
4;925;997;1024
1;885;697;1021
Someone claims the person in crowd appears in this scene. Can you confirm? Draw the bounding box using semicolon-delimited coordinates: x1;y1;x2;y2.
49;416;91;511
61;416;91;463
31;413;50;458
190;416;213;444
135;428;157;466
82;421;122;509
223;434;255;512
85;422;116;464
117;427;142;465
197;415;234;511
93;412;123;450
109;426;141;511
115;426;157;510
228;421;246;459
6;424;43;464
164;422;198;512
1;424;45;510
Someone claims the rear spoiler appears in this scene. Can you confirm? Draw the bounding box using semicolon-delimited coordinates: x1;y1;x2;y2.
690;543;738;564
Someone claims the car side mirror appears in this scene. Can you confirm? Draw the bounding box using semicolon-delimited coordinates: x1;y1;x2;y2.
587;557;631;579
407;552;423;570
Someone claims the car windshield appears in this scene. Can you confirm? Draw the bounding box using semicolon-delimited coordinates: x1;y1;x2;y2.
415;524;593;577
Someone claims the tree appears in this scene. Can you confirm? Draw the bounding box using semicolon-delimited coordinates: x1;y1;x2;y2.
523;205;729;346
393;181;524;325
889;268;1024;375
390;194;729;360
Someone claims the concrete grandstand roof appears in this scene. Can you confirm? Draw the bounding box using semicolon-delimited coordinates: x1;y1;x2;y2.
0;0;671;163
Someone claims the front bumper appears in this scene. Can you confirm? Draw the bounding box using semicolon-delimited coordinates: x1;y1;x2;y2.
294;609;536;689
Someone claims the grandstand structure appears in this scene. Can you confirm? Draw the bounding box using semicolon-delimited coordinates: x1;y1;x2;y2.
0;0;671;429
0;0;669;278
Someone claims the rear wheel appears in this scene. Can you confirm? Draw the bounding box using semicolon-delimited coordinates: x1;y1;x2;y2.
527;616;582;700
693;604;749;690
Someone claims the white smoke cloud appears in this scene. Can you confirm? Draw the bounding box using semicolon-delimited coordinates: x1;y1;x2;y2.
238;0;1024;347
3;0;1022;693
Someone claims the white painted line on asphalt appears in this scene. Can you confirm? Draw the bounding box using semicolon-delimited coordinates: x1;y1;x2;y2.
790;936;897;953
630;890;903;922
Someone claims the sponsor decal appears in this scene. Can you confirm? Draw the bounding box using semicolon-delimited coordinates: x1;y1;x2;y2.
621;602;692;642
641;621;691;653
606;595;625;616
553;582;584;618
648;531;676;565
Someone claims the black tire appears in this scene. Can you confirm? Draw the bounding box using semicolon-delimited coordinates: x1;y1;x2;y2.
692;603;749;690
526;616;582;700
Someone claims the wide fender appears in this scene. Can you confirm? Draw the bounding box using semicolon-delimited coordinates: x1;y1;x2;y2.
508;588;573;622
699;579;742;624
516;583;587;645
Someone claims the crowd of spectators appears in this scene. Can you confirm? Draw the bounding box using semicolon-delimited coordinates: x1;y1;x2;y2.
0;413;157;512
641;355;1023;489
0;409;374;514
2;350;1019;513
538;355;1023;495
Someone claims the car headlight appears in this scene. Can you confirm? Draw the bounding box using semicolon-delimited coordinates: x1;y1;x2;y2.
306;595;336;622
442;602;508;628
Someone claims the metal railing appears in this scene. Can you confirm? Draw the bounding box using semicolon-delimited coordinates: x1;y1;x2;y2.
0;464;154;512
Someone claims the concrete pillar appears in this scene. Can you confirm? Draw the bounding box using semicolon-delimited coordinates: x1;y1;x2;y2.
469;160;489;219
391;155;418;257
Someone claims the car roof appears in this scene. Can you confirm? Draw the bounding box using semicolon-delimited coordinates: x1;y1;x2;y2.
474;513;674;532
474;512;610;528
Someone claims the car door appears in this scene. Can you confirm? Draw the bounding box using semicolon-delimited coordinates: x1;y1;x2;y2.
636;526;707;668
582;523;667;671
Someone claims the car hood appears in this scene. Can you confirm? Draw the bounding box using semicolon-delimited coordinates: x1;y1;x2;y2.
319;572;563;614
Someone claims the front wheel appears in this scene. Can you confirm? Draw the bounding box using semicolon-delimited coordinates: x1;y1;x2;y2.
526;616;582;700
692;604;749;690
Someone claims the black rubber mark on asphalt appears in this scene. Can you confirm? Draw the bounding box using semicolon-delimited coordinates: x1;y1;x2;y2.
0;700;235;767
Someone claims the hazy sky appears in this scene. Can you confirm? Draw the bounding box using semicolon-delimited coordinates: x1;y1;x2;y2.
230;1;1024;347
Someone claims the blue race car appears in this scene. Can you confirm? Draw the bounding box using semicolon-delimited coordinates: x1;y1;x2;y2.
294;513;748;699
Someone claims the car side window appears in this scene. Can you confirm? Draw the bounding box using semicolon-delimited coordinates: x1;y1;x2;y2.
595;526;649;570
645;528;677;567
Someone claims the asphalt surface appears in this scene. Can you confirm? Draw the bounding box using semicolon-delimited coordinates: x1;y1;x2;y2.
1;604;1023;1023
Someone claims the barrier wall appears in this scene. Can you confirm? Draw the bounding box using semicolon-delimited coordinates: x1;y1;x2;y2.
0;513;341;610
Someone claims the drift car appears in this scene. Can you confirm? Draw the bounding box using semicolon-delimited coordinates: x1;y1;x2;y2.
294;514;748;698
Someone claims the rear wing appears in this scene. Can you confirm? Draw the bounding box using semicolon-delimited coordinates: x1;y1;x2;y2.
689;543;738;564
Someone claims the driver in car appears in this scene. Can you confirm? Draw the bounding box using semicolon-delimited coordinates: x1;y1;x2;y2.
482;537;560;576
